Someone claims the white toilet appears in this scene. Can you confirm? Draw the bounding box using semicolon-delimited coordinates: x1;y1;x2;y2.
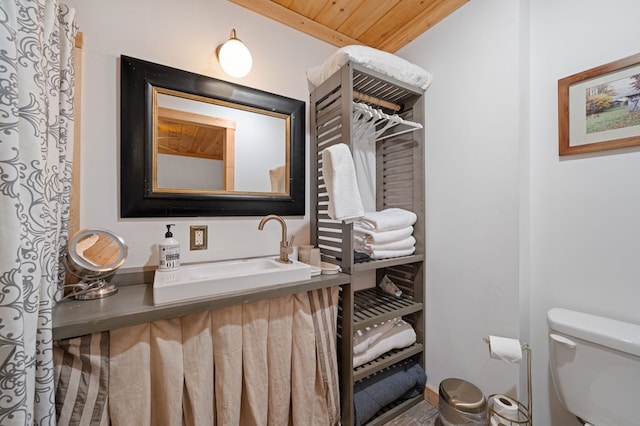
547;308;640;426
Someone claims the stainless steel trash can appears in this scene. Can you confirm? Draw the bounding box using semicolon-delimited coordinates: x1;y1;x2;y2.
437;378;487;425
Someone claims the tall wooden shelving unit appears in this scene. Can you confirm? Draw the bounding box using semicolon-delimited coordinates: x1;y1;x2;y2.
310;62;426;426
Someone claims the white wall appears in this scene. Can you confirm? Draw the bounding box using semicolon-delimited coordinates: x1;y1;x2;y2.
529;0;640;424
402;0;640;424
65;0;335;268
400;0;524;404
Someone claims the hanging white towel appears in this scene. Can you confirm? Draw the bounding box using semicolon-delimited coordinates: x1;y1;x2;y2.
352;116;376;212
322;144;365;223
354;225;414;245
357;208;417;232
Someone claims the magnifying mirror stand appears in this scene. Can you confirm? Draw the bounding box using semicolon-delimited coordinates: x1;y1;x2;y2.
62;228;128;301
62;262;119;300
64;280;119;300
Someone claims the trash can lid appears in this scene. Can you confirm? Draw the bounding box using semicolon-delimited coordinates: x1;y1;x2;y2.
439;378;486;414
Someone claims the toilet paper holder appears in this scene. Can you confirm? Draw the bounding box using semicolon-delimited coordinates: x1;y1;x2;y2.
482;337;532;425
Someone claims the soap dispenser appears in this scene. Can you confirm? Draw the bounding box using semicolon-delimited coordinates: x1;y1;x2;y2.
158;224;180;271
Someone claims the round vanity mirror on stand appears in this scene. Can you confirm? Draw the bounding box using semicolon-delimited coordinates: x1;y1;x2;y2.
63;228;128;300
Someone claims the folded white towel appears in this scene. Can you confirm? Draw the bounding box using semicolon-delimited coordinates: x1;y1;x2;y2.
306;45;434;91
355;236;416;255
354;225;414;245
321;144;365;223
359;246;416;260
356;208;417;232
353;319;417;368
353;318;400;356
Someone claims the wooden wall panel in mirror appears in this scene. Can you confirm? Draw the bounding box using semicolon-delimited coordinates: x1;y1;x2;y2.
120;55;305;217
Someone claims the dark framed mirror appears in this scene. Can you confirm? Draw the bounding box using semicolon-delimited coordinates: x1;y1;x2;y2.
120;55;305;217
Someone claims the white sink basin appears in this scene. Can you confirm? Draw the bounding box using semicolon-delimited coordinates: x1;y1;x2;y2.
153;256;312;306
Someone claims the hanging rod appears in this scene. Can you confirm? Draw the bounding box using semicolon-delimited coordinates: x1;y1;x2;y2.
353;91;401;112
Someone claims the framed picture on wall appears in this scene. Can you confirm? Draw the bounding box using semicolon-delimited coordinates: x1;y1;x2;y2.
558;52;640;156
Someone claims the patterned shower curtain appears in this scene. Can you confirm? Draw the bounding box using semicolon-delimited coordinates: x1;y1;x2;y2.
0;0;76;424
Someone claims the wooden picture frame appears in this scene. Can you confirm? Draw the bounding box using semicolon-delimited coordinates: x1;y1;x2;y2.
558;52;640;156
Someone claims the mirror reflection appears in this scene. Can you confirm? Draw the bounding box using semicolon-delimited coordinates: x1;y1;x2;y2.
73;231;126;269
153;89;289;195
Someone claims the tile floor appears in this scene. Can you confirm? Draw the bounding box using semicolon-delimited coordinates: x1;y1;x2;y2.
383;401;440;426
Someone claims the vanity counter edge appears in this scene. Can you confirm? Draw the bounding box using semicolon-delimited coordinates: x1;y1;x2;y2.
53;272;349;341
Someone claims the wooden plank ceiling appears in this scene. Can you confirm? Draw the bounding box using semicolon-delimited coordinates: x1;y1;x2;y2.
156;108;236;161
228;0;469;53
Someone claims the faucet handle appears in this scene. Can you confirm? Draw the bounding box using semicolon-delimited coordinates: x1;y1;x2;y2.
283;235;295;252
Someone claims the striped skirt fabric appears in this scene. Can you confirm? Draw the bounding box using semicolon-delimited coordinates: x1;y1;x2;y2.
308;286;341;425
53;331;110;425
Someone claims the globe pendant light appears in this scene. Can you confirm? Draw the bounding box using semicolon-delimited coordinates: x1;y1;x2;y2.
218;29;252;78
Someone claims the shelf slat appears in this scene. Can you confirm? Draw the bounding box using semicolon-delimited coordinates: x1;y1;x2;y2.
352;254;424;273
353;287;423;329
353;343;424;382
363;394;425;426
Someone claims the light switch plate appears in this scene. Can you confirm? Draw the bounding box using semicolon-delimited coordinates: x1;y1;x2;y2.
190;225;208;250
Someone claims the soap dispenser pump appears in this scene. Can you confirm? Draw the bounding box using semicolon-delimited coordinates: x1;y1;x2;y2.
158;224;180;271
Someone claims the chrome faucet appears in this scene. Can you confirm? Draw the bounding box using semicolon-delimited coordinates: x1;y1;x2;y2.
258;214;294;264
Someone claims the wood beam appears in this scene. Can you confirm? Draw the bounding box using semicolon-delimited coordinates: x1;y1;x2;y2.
228;0;363;49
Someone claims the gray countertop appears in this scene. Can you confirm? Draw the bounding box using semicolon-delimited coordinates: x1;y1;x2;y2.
53;272;350;341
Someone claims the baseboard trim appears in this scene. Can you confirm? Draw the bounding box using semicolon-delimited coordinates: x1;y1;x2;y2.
425;384;439;408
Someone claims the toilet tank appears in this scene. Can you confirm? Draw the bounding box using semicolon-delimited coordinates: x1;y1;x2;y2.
547;308;640;426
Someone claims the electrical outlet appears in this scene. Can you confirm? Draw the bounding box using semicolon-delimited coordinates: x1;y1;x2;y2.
190;225;208;250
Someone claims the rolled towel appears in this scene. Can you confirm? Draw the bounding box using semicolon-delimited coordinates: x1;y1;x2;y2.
358;246;415;260
354;236;416;255
321;144;365;223
354;225;413;245
356;208;417;232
